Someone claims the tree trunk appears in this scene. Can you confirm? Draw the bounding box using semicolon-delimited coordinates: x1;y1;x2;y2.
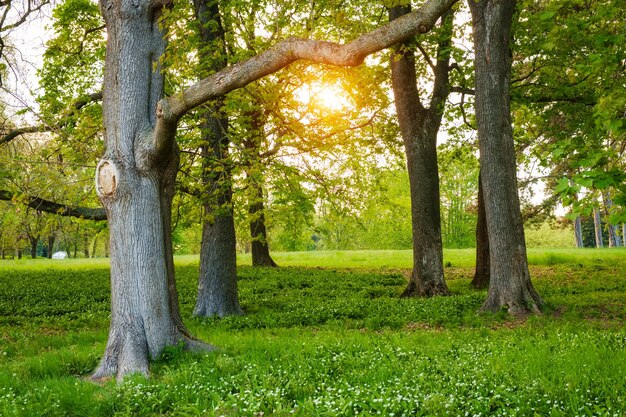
623;223;626;247
471;171;490;289
91;235;98;258
192;0;243;318
602;192;620;247
593;208;603;248
47;235;55;259
84;235;90;258
29;236;38;259
574;216;584;248
468;0;543;314
249;180;278;267
93;0;210;381
389;5;451;297
244;109;277;268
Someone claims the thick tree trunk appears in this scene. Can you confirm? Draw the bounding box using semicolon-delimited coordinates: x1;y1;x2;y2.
468;0;543;314
471;172;490;289
192;0;243;317
574;216;584;248
389;5;450;297
593;208;603;248
93;0;210;381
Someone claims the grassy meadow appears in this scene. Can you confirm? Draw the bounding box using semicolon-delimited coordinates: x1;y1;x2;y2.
1;248;625;416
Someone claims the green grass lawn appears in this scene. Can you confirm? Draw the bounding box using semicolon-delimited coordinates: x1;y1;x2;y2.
1;249;625;416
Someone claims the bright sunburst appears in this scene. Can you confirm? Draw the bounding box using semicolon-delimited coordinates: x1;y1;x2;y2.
294;82;351;113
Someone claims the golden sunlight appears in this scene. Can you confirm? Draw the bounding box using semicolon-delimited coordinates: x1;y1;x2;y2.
294;82;351;113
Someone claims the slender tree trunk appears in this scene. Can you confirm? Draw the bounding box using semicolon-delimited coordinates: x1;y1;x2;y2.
623;223;626;247
593;208;603;248
84;236;90;258
244;110;277;268
602;192;620;247
47;235;55;259
574;216;584;248
389;5;451;297
93;0;210;381
192;0;242;318
91;236;98;258
249;180;278;267
471;172;490;289
468;0;543;314
29;236;38;259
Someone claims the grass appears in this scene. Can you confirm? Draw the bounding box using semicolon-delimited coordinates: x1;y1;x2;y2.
1;249;625;416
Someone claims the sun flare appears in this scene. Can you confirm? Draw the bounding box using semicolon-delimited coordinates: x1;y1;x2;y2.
294;82;351;113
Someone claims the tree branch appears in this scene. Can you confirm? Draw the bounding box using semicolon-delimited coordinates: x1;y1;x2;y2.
0;190;107;220
450;86;475;95
0;91;103;146
162;0;458;122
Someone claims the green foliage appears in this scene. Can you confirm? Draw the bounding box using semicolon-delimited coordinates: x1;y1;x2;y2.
2;251;626;415
512;0;626;221
524;221;575;248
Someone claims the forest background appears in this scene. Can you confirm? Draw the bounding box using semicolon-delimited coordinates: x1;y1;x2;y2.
0;0;624;260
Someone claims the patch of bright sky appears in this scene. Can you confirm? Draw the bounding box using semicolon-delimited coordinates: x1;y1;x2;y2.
2;2;53;124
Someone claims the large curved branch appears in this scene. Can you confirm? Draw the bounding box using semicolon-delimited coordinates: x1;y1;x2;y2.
160;0;458;124
0;91;103;146
0;190;107;220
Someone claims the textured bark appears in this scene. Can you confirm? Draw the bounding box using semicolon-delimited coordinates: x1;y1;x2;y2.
389;5;451;297
574;216;584;248
593;208;603;248
471;172;490;289
192;0;242;318
93;0;456;381
468;0;544;314
623;224;626;247
93;0;211;382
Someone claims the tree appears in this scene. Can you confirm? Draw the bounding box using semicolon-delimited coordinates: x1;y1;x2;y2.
468;0;544;313
388;4;454;297
92;0;457;380
471;171;490;289
191;0;243;317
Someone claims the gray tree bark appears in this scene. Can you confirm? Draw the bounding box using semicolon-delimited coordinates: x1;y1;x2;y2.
192;0;243;317
574;216;584;248
471;172;490;289
623;223;626;247
93;0;212;381
593;207;603;248
389;5;452;297
602;192;620;247
468;0;544;314
94;0;456;380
